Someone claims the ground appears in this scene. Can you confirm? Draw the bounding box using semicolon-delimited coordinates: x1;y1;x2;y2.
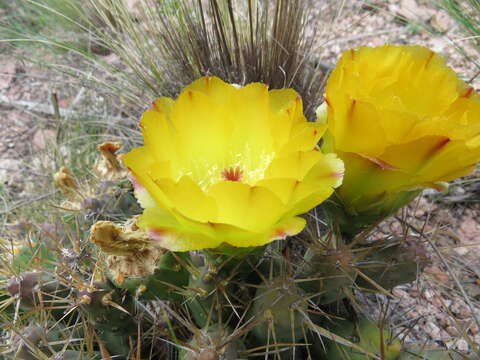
1;0;479;355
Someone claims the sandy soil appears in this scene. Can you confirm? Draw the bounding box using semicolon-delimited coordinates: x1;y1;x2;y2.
1;0;479;355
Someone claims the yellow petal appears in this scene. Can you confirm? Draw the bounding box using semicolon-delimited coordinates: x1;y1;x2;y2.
327;97;387;156
122;147;173;209
255;178;299;204
269;216;306;240
379;136;452;173
183;76;235;99
150;96;175;115
268;89;305;150
139;205;298;250
417;139;480;182
207;181;285;232
288;153;344;215
139;206;219;251
264;150;322;180
229;83;275;155
172;88;233;169
154;176;217;223
278;121;326;155
408;92;480;141
269;88;302;115
140;110;177;163
128;175;156;209
207;223;272;248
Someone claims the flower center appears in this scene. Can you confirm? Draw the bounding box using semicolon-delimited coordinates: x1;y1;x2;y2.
175;146;275;191
221;167;243;181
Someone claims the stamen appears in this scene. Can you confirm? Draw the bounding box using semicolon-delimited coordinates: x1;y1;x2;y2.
222;167;243;182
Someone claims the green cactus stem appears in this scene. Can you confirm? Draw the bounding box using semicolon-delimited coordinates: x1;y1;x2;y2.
354;237;429;291
7;271;69;315
299;246;356;305
76;282;135;357
324;189;420;241
187;265;225;329
179;324;246;360
11;240;58;272
7;324;64;360
249;278;308;349
108;250;190;301
323;317;401;360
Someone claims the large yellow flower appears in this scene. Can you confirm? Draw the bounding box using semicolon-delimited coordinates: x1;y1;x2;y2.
320;45;480;234
123;77;343;251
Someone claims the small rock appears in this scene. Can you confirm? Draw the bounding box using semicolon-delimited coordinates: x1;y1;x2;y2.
418;306;433;317
403;334;413;343
425;322;441;339
445;339;455;349
409;310;419;318
445;326;460;337
0;158;21;184
451;301;472;319
458;214;480;243
464;283;480;298
424;266;450;284
430;10;453;33
454;247;469;256
475;333;480;344
393;287;409;298
33;129;56;150
429;37;448;53
437;315;453;328
450;185;466;196
431;295;444;307
423;188;438;196
58;97;72;109
440;329;452;341
396;0;435;22
409;288;421;297
455;339;469;352
423;289;434;300
0;60;17;89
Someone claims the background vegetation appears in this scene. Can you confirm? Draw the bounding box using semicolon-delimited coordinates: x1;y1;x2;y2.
0;0;479;359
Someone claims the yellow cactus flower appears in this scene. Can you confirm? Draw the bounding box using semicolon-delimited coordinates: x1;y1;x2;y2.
123;77;344;251
320;45;480;235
